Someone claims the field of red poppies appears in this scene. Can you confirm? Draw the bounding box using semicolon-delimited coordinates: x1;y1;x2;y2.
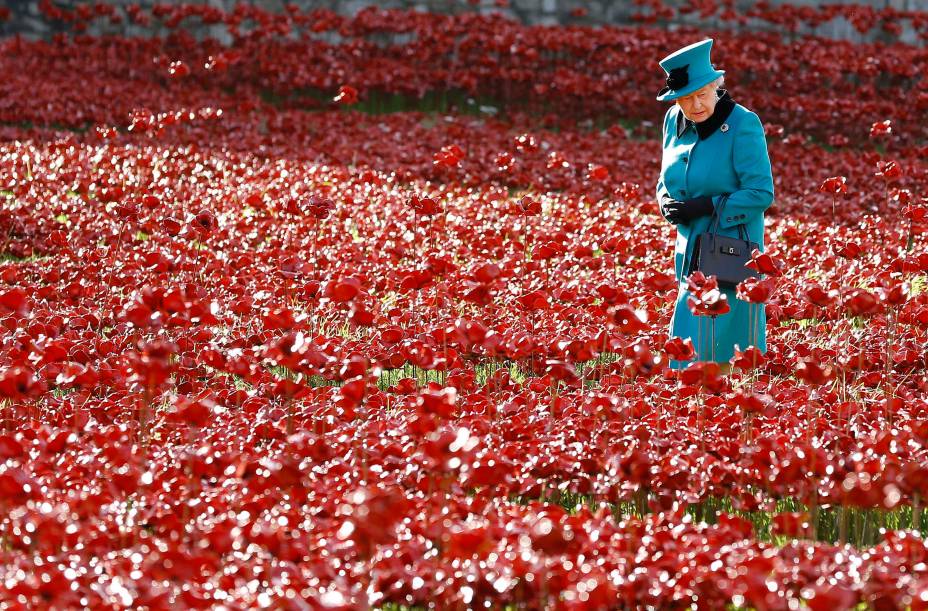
1;3;928;609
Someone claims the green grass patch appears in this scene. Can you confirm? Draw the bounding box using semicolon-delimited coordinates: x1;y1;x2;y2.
910;274;927;297
0;252;49;263
258;86;503;119
512;488;917;549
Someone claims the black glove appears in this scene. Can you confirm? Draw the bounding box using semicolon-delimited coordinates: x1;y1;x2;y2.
660;196;714;224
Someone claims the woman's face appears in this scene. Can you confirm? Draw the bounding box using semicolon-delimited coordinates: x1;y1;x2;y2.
675;83;718;123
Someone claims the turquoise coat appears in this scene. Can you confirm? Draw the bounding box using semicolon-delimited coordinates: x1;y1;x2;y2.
655;94;775;369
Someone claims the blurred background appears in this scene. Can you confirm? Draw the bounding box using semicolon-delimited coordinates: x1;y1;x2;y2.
1;0;924;45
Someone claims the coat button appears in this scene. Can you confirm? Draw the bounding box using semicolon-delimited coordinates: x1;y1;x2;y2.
682;156;688;162
680;190;687;196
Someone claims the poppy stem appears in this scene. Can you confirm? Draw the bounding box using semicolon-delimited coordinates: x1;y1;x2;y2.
841;310;850;407
855;509;863;546
914;493;921;533
0;226;13;258
809;490;819;540
838;505;847;545
600;332;608;382
695;310;703;365
750;303;759;385
139;387;151;450
101;219;127;330
861;510;871;546
285;396;293;435
529;311;535;377
698;387;705;456
192;240;202;286
883;180;889;217
549;381;556;420
437;279;447;385
633;488;648;517
884;306;895;427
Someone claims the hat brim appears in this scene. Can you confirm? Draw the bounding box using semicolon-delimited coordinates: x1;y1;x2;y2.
656;69;725;102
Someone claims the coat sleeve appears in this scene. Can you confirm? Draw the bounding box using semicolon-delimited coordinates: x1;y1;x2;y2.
655;107;674;206
712;110;774;229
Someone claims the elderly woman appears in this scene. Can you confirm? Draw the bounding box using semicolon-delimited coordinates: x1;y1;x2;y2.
654;39;775;372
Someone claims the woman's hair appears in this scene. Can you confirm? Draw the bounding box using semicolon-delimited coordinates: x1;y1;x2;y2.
677;76;726;102
674;76;726;105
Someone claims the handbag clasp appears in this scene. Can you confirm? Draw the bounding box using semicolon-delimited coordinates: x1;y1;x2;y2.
722;245;739;255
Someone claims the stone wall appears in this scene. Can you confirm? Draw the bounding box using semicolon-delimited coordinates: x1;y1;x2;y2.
1;0;923;46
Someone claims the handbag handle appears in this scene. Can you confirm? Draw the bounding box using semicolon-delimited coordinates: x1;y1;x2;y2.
707;194;751;246
706;194;726;236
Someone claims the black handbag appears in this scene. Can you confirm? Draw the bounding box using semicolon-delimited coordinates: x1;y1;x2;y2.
686;194;760;289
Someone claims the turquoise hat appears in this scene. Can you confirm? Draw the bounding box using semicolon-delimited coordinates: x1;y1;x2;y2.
656;38;725;102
